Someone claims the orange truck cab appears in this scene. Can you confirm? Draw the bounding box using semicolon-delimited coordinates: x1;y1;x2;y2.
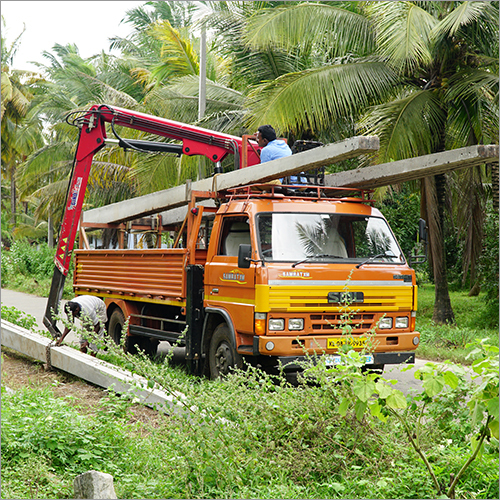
74;184;420;379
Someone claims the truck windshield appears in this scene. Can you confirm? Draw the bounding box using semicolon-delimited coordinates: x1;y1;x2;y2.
256;213;404;264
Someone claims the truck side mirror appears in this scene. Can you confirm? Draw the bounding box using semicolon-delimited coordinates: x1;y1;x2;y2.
238;244;252;269
418;218;427;242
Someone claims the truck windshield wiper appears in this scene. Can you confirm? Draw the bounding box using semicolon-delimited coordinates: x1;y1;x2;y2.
355;252;397;269
292;254;344;268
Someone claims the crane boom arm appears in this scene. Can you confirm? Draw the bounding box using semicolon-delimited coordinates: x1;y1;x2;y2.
44;104;261;336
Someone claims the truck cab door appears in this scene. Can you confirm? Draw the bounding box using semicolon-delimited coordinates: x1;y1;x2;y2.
205;216;256;336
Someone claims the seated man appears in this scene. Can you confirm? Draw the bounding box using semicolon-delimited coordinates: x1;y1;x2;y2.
255;124;292;163
255;125;307;185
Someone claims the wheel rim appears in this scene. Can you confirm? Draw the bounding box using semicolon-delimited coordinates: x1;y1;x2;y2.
215;341;233;376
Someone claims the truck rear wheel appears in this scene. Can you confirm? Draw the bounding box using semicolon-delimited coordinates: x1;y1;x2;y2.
209;324;243;379
108;309;125;346
108;308;138;355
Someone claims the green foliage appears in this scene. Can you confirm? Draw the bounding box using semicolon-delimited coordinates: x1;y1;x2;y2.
1;240;73;298
416;286;499;362
308;338;499;499
476;202;499;305
377;185;422;261
0;305;38;331
2;325;498;499
1;240;55;281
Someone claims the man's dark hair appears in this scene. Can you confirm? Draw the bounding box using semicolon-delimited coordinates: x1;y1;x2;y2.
65;301;81;317
258;125;277;142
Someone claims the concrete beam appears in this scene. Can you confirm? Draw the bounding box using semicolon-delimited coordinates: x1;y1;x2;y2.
1;320;187;415
83;136;379;224
325;144;499;190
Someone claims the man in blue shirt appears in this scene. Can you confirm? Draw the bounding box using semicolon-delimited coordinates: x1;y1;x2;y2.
256;125;292;163
255;125;307;184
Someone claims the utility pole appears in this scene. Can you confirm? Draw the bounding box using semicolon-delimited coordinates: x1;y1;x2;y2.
198;24;207;180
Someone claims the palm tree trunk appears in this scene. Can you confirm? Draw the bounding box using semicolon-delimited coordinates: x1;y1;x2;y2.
10;166;16;226
431;173;455;324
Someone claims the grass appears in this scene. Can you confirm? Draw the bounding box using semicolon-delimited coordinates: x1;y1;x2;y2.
415;284;498;364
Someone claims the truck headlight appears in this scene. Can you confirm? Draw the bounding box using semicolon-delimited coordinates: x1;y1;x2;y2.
269;318;285;331
379;317;393;329
288;318;304;331
395;316;409;328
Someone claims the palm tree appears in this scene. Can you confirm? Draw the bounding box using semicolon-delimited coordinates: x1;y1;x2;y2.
16;44;142;238
1;20;44;227
244;1;498;324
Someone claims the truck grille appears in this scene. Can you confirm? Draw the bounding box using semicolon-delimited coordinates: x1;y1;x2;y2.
310;313;375;333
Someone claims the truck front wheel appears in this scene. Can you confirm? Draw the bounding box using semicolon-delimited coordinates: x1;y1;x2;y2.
209;324;243;379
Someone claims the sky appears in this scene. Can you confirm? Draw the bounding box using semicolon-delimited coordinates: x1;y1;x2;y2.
1;0;146;72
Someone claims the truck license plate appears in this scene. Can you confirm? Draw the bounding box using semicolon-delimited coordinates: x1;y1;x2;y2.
327;337;367;349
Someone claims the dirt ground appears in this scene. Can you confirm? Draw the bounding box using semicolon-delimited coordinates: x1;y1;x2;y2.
1;347;164;426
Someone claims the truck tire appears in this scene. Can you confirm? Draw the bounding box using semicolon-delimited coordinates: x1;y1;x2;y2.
139;337;159;358
209;323;243;379
108;308;138;355
108;309;125;346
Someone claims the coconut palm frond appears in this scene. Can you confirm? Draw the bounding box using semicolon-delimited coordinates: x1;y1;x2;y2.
198;110;248;135
128;152;182;194
246;59;397;135
365;1;437;74
360;89;446;162
431;1;497;40
446;69;499;102
245;2;374;57
149;20;199;81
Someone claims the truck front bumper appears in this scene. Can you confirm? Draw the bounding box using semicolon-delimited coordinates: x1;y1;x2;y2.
276;351;416;372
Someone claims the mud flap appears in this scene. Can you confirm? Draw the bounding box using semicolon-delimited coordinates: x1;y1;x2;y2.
185;265;205;375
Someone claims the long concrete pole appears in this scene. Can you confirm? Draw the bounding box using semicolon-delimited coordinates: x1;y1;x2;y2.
325;144;499;189
1;320;187;415
83;136;380;224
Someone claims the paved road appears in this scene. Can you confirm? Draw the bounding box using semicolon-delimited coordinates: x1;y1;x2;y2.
1;288;77;343
1;288;428;393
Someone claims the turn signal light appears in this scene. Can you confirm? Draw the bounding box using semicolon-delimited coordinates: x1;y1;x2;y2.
254;313;266;335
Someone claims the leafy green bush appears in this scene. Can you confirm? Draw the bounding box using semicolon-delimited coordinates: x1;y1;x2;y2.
304;340;499;499
1;241;54;281
1;240;74;298
1;305;38;331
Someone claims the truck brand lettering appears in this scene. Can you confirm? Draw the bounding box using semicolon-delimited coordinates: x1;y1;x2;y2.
279;271;311;279
328;291;364;303
68;177;83;210
393;274;412;282
221;270;246;284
